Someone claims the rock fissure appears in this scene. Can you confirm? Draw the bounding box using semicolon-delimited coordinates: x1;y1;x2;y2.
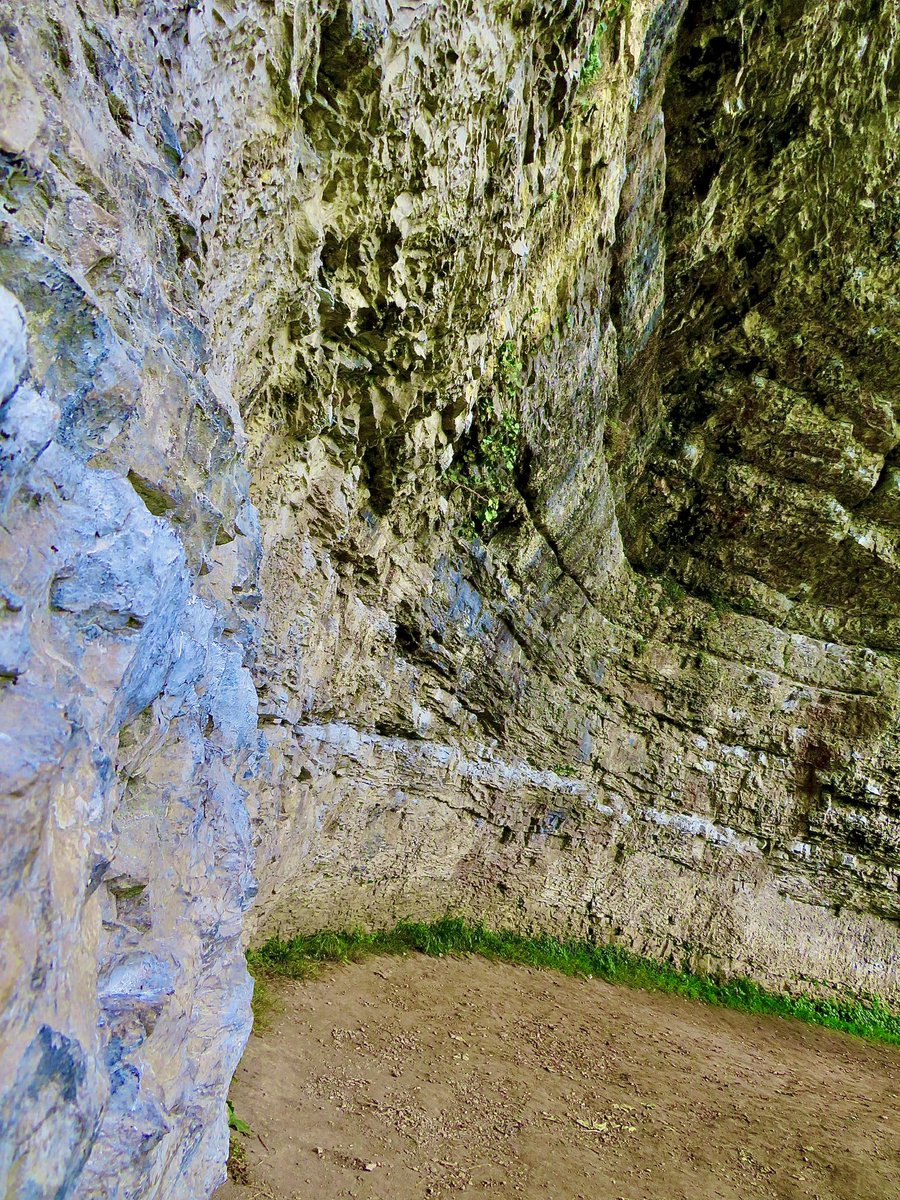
516;480;599;608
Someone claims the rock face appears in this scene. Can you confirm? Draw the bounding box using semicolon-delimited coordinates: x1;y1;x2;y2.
0;0;897;1196
0;5;261;1196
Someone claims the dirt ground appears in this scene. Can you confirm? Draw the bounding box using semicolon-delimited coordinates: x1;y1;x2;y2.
215;954;899;1200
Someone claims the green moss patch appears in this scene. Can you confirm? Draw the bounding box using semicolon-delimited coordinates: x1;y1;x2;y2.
248;917;900;1047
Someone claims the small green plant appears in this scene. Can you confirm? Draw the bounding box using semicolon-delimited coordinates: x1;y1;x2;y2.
247;917;900;1047
579;34;603;89
578;2;630;91
445;341;522;535
227;1100;251;1136
497;340;523;393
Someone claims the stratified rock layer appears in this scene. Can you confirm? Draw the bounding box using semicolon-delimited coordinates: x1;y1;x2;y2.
0;1;897;1197
246;0;899;997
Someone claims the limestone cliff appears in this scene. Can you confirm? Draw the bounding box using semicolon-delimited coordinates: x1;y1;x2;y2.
0;0;897;1196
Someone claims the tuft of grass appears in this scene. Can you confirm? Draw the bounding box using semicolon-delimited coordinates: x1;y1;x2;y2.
249;971;278;1032
248;917;900;1047
226;1135;250;1185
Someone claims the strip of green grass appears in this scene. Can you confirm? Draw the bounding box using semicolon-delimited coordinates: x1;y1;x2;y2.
247;916;900;1047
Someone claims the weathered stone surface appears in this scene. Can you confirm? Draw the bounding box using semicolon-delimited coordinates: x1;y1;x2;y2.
623;0;900;652
0;0;897;1197
245;0;899;1005
0;5;261;1196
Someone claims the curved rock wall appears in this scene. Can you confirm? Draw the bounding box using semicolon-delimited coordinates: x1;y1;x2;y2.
246;0;899;1005
0;0;897;1197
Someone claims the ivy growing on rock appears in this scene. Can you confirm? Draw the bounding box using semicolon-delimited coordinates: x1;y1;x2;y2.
579;1;630;92
446;340;522;536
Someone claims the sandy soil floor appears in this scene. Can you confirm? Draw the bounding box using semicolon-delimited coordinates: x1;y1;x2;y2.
215;954;899;1200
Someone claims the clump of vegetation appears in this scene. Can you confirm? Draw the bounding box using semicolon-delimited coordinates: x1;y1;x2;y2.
249;972;277;1031
497;340;523;392
226;1136;250;1185
659;576;687;609
248;917;900;1047
446;340;522;535
579;2;630;91
579;34;603;89
226;1102;252;1184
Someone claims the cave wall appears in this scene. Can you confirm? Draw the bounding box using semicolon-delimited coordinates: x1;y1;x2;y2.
0;0;897;1197
246;0;899;1003
624;0;900;650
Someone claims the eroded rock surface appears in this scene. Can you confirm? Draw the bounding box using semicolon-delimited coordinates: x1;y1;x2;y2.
0;0;897;1196
245;0;899;997
0;3;262;1196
